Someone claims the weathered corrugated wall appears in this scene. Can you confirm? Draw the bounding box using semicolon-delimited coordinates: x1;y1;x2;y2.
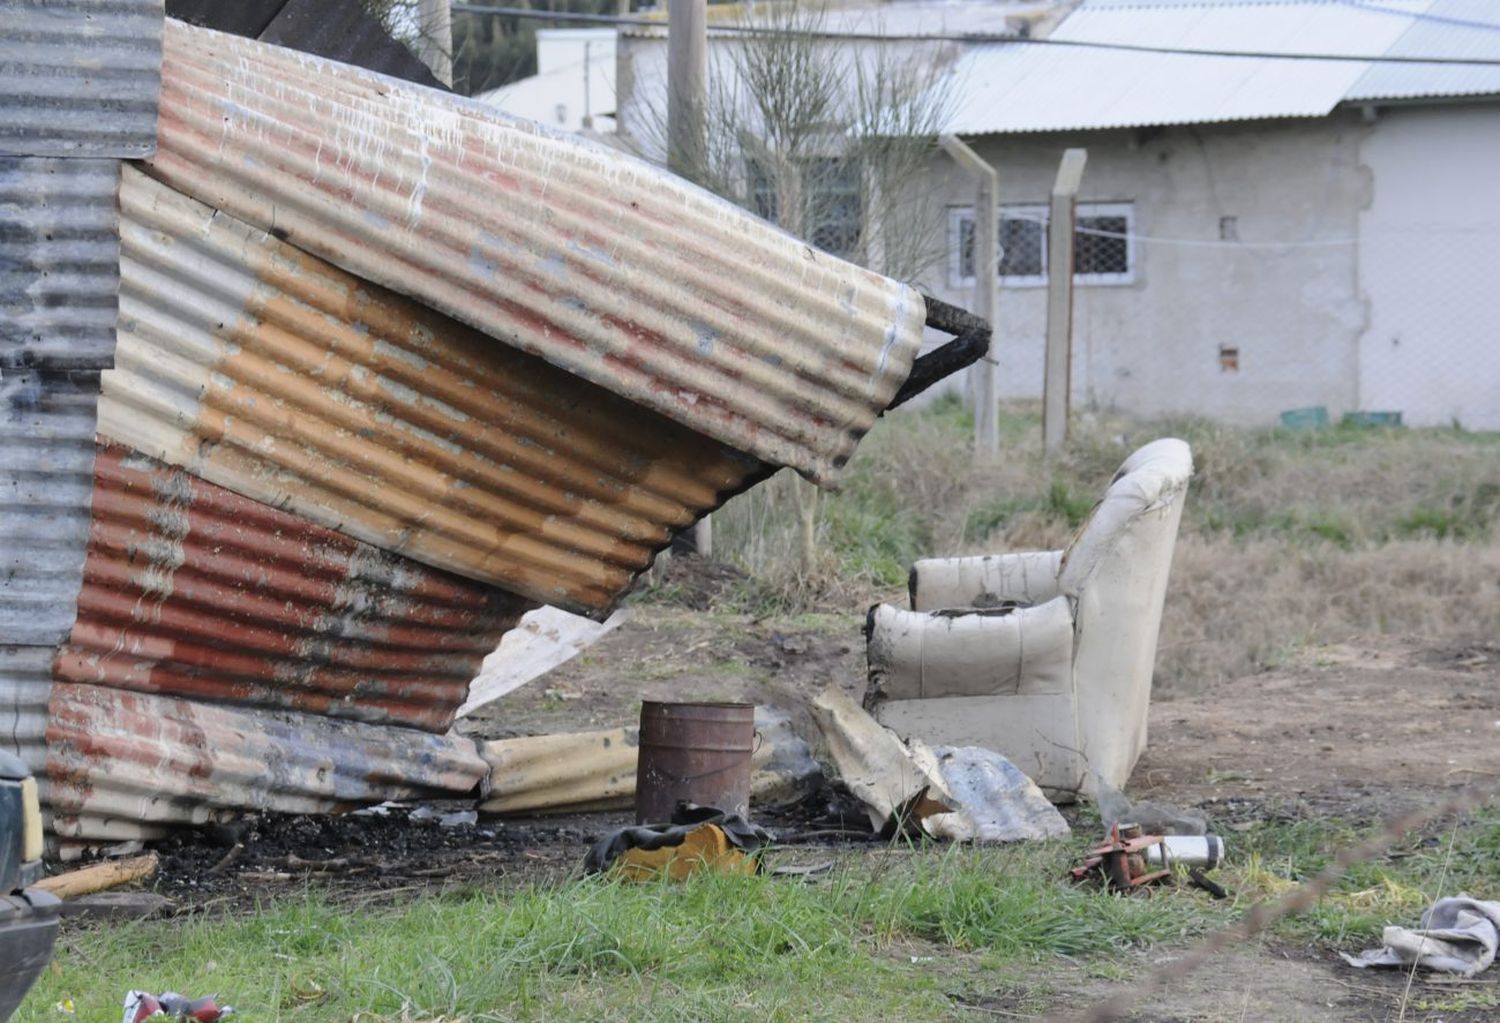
0;0;163;158
1;0;160;822
0;646;53;774
0;158;122;371
44;683;491;841
106;168;759;612
54;443;532;732
0;371;98;648
146;18;927;485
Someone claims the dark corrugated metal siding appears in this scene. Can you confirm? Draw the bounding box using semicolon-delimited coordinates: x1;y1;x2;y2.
0;370;98;647
0;0;162;157
0;157;121;371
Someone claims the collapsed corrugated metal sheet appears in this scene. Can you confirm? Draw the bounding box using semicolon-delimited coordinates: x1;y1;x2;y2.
44;682;491;841
0;157;121;372
1347;0;1500;102
54;442;531;732
1;371;98;647
164;0;445;89
942;1;1429;135
105;167;759;612
0;0;162;157
145;18;926;485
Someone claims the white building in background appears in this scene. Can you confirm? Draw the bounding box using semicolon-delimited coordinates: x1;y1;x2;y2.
615;0;1500;430
477;28;617;133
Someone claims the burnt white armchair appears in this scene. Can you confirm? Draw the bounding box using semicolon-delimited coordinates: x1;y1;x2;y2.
865;439;1192;801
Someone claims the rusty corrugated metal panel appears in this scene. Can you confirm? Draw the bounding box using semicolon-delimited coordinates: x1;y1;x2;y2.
0;157;121;372
53;442;532;732
44;682;490;841
104;168;758;612
145;18;926;485
0;0;162;158
1;371;98;647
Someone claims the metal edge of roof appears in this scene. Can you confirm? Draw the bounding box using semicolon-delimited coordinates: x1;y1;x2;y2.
0;0;162;158
43;681;491;841
144;18;927;486
0;157;122;372
104;168;760;613
942;2;1447;134
1345;0;1500;102
0;370;99;648
54;441;534;733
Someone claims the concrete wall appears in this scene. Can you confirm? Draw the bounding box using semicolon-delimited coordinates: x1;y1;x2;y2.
1356;104;1500;431
920;117;1371;424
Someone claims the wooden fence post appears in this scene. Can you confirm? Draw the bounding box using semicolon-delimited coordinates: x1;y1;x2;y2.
1044;148;1087;457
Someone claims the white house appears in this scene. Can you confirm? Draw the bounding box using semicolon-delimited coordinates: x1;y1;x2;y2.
477;28;618;132
615;0;1500;430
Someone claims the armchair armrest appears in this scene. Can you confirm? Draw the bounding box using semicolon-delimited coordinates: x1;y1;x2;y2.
866;596;1074;701
909;550;1064;612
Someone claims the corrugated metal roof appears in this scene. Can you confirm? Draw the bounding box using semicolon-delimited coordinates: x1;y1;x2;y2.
145;18;926;486
943;1;1435;134
105;168;759;613
0;0;162;157
1;370;98;647
43;682;491;841
0;157;121;372
165;0;446;89
1347;0;1500;100
54;443;532;732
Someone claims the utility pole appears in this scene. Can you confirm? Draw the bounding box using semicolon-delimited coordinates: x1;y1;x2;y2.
416;0;453;87
1043;148;1087;457
669;0;712;557
940;134;999;461
667;0;707;178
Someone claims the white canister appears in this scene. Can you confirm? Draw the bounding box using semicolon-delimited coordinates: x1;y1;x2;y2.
1145;835;1224;869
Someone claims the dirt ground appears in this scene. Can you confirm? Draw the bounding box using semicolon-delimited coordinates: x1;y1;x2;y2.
136;558;1500;1022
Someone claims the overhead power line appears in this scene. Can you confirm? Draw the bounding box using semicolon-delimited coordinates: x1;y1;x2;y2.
451;3;1500;66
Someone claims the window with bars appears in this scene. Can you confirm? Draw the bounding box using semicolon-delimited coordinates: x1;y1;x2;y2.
746;157;863;261
948;202;1135;288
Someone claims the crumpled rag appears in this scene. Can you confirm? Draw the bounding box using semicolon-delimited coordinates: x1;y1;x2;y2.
1341;896;1500;977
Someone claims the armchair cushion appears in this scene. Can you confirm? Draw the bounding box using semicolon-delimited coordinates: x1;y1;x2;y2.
866;596;1074;701
908;550;1063;612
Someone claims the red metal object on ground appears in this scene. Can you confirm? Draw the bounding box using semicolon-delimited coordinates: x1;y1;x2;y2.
1071;824;1172;893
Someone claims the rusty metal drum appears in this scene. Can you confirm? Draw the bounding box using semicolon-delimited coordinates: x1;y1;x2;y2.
634;701;755;823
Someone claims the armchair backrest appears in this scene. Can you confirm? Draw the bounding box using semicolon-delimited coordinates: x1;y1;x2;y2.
1059;439;1192;784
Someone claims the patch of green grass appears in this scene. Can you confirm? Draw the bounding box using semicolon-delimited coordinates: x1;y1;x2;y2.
1219;805;1500;946
21;809;1499;1022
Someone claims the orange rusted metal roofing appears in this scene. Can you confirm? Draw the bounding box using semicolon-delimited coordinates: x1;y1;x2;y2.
145;19;927;486
55;443;532;733
105;168;758;613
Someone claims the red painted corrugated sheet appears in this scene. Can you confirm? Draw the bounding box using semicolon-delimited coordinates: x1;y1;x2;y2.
53;444;533;733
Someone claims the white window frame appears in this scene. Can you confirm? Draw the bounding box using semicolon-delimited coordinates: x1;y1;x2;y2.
948;201;1136;290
